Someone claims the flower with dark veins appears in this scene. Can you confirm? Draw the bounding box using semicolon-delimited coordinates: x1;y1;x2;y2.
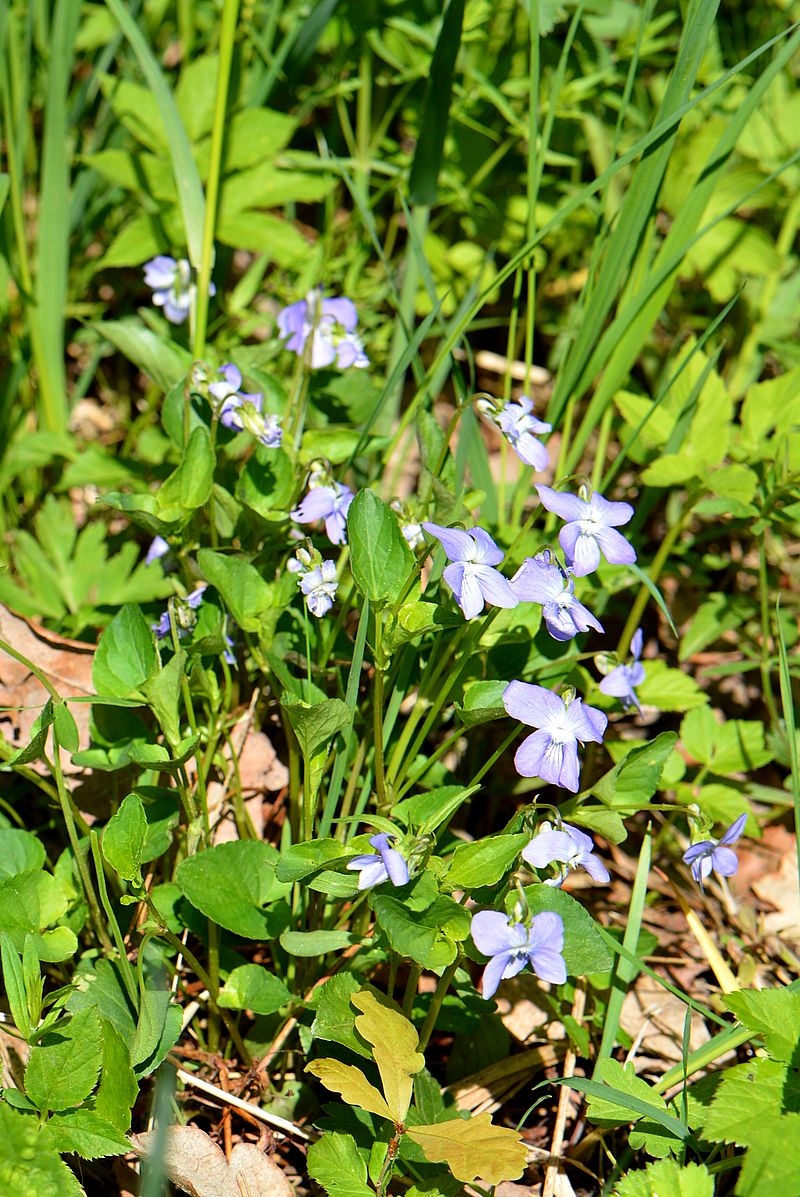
503;682;607;792
683;813;747;887
422;522;518;620
536;484;636;577
470;909;566;999
291;482;354;546
522;821;610;885
511;550;604;641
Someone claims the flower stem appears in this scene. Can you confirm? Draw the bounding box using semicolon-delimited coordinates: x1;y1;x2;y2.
418;959;459;1052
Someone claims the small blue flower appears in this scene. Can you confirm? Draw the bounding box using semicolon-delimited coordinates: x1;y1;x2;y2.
683;813;747;887
489;395;552;470
145;536;170;566
522;821;610;885
277;289;369;370
291;482;354;546
143;256;215;325
347;833;409;890
298;559;339;618
209;364;282;448
510;550;604;641
470;909;566;999
422;522;518;620
536;484;636;577
503;682;607;792
599;628;646;711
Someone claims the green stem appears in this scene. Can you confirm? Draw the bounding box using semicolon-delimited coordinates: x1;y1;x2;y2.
402;964;422;1018
192;0;240;358
89;833;138;1005
618;513;690;657
418;959;459;1052
207;919;220;1053
758;533;780;728
373;613;388;811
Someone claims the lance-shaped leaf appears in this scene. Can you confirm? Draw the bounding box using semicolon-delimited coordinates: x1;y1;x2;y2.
406;1112;527;1184
305;1059;393;1122
351;990;424;1123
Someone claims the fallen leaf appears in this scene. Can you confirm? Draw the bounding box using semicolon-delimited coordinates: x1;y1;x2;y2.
132;1125;294;1197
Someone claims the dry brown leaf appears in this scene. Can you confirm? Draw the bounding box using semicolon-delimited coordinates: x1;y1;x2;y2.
0;604;94;766
620;975;711;1067
132;1125;294;1197
445;1046;562;1115
751;830;800;938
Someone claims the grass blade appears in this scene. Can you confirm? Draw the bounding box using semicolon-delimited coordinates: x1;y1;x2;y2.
408;0;465;205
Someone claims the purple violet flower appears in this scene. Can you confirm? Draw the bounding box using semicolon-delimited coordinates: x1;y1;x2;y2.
536;484;636;577
291;482;354;546
422;523;518;620
470;910;566;998
145;536;170;566
298;560;339;618
277;289;369;370
510;550;604;641
683;813;747;887
143;256;215;325
522;821;610;885
347;833;409;890
208;364;283;448
503;682;607;792
599;628;646;711
496;396;552;470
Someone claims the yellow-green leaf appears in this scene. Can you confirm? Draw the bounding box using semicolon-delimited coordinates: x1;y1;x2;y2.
406;1113;527;1184
351;990;424;1123
305;1059;393;1122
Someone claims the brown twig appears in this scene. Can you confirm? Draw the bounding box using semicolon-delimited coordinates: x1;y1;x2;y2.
543;983;586;1197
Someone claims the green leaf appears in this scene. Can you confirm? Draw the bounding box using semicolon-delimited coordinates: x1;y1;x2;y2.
218;964;292;1015
0;869;76;961
0;1104;87;1197
1;931;32;1038
612;1158;714;1197
445;834;528;890
521;886;611;976
406;1112;527;1184
94;319;191;390
95;1021;138;1133
281;696;351;760
347;489;413;605
93;604;156;698
8;699;54;764
392;785;479;835
44;1109;131;1160
372;895;471;969
352;989;424;1123
280;929;360;957
635;661;707;712
0;829;46;880
275;838;347;883
53;702;80;753
141;650;186;747
408;0;465;205
681;708;773;773
592;733;678;810
701;1058;796;1145
176;842;289;939
577;1060;688;1148
157;427;215;518
25;1008;104;1112
102;793;147;886
66;957;137;1040
724;988;800;1064
306;1132;374;1197
197;548;275;632
310;973;370;1059
679;593;751;661
456;680;510;726
305;1058;393;1121
237;446;295;519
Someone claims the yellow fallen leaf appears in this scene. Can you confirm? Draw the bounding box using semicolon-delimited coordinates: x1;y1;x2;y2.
306;1058;393;1121
406;1113;527;1184
352;989;424;1123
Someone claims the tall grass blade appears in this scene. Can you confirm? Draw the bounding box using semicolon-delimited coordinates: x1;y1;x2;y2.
408;0;465;205
104;0;206;267
776;597;800;906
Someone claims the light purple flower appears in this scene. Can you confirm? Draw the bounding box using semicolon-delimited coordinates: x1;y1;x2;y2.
143;256;215;325
510;550;604;641
152;586;205;640
495;396;552;470
536;485;636;577
683;813;747;887
599;628;646;711
145;536;170;566
291;482;354;545
208;364;282;448
347;833;409;890
471;910;566;998
422;523;518;621
522;821;610;885
503;682;607;792
277;290;369;370
298;559;339;617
